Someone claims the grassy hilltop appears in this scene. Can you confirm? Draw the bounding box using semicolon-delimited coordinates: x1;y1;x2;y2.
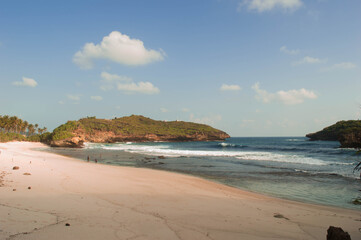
50;115;230;147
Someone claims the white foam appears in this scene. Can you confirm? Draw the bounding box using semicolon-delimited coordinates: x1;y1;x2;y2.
286;139;303;142
235;154;327;166
219;143;236;147
92;143;337;166
86;142;355;167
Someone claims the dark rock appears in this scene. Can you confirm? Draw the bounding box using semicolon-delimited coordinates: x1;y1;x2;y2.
28;186;31;190
12;189;16;191
352;198;361;205
158;162;165;165
273;213;289;220
327;226;351;240
12;166;20;170
65;223;70;226
158;156;165;159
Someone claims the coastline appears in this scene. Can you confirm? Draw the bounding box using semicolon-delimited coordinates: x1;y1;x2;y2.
46;139;361;211
0;142;360;240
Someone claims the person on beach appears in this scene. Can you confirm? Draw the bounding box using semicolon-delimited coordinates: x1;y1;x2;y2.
87;156;90;162
95;159;98;163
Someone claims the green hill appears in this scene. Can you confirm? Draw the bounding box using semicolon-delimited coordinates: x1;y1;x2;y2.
306;120;361;148
49;115;230;147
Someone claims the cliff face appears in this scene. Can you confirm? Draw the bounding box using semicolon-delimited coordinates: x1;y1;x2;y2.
338;131;361;148
306;120;361;148
49;115;230;148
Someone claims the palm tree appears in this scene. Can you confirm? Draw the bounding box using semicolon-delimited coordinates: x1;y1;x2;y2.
2;115;10;132
22;121;29;135
16;118;23;133
9;116;18;133
28;124;35;136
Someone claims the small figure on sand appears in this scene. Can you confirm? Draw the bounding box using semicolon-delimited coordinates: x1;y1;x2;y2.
87;156;90;162
95;159;98;163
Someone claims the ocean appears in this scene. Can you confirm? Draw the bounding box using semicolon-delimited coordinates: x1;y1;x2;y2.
45;137;361;210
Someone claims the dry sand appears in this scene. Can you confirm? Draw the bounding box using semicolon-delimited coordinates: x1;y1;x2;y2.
0;142;360;240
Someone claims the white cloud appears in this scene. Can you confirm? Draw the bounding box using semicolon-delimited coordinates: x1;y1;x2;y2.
101;71;132;82
181;108;190;112
331;62;357;70
239;0;303;12
100;72;159;94
67;94;81;101
220;84;241;91
160;108;168;113
100;71;132;91
117;82;160;95
280;46;299;55
189;114;222;126
58;101;65;105
91;96;103;101
252;82;317;105
73;31;165;69
13;77;38;87
293;56;325;65
320;62;357;72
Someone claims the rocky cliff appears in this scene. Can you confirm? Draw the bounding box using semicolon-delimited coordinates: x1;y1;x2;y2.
49;115;230;148
306;120;361;148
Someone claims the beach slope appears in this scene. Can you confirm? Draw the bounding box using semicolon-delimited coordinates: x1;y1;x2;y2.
0;142;360;240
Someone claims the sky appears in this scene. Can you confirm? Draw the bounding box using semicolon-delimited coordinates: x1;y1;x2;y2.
0;0;360;136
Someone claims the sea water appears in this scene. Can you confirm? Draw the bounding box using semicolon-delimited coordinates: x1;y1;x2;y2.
46;137;361;210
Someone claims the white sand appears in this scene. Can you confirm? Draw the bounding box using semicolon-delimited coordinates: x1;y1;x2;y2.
0;142;360;240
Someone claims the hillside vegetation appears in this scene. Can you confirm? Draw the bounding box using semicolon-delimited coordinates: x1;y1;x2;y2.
306;120;361;148
49;115;230;147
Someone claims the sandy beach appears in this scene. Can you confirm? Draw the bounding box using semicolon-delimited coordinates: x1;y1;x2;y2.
0;142;360;240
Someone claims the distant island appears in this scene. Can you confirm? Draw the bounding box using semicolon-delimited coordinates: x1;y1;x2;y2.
48;115;230;148
306;120;361;148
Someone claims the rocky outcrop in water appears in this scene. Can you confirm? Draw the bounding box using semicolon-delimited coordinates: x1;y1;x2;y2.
306;120;361;148
49;115;230;148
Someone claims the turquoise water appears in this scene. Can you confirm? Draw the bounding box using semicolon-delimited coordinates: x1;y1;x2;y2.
47;137;361;210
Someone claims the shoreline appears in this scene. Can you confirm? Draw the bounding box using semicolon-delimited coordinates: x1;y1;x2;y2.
1;142;360;240
47;148;361;211
45;141;361;211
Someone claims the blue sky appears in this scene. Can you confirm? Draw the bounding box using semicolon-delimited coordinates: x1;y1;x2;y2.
0;0;360;136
